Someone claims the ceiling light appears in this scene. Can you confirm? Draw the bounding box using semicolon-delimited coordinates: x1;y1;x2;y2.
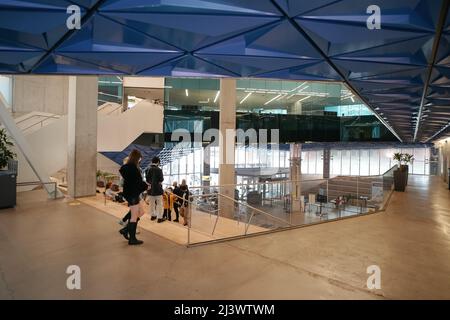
289;82;306;92
264;94;281;105
297;96;311;103
185;89;189;97
298;86;309;93
240;92;252;104
214;90;220;103
350;96;355;103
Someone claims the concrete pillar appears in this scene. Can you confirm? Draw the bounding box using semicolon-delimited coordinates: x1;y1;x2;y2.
323;147;331;179
202;142;211;194
218;78;236;218
67;76;98;198
289;143;302;213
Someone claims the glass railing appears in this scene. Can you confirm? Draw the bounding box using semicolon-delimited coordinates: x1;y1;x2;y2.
184;167;397;245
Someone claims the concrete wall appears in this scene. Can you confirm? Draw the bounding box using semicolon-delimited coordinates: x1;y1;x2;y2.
13;75;69;115
437;139;450;183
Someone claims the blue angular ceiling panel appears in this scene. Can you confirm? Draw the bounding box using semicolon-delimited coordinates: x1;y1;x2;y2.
197;20;322;59
272;0;341;18
100;0;281;16
297;0;441;31
33;53;122;74
101;12;280;51
137;54;238;77
0;0;448;142
253;61;341;81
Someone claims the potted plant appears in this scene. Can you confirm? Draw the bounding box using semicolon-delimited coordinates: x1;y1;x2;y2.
0;128;17;209
0;128;16;171
401;153;414;185
393;152;407;192
96;170;105;188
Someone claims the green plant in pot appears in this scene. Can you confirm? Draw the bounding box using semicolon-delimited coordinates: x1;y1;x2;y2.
96;170;105;188
401;153;414;185
0;128;16;170
393;152;407;192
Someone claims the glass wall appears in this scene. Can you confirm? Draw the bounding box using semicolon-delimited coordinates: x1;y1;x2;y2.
98;76;123;106
0;75;12;106
161;144;431;187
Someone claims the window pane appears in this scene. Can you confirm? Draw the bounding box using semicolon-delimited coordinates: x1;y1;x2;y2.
369;149;380;175
350;150;360;176
360;150;370;176
331;150;341;175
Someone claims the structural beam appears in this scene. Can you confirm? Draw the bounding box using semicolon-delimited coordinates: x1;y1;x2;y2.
414;0;450;142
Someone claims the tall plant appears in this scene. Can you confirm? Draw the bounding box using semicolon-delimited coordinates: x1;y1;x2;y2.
393;152;403;166
402;153;414;165
0;128;16;169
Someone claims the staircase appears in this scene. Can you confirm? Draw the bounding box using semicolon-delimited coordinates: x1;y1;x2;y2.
304;176;382;200
9;100;163;190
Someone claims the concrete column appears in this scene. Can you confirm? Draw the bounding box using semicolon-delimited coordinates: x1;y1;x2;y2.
290;143;302;212
67;76;98;198
218;78;236;218
323;147;331;179
202;142;211;194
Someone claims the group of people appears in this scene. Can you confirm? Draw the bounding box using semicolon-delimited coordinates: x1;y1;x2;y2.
116;149;191;246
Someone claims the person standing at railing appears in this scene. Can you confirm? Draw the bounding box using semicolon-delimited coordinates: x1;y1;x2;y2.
179;184;190;226
172;181;182;223
146;156;165;223
119;150;148;245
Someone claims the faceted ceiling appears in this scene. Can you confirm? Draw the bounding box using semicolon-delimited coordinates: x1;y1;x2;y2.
1;0;449;142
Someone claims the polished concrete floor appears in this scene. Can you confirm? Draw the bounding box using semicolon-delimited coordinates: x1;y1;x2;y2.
0;175;449;299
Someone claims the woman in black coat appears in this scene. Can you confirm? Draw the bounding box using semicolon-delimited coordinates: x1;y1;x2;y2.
119;149;148;245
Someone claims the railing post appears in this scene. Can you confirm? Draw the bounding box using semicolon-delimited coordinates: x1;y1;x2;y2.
187;201;192;246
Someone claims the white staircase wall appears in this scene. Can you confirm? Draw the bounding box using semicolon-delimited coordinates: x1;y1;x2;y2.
14;115;68;191
97;99;163;152
13;99;163;190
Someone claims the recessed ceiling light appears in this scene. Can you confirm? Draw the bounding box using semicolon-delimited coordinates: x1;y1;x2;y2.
185;89;189;97
264;94;281;105
240;92;252;104
214;90;220;103
297;96;311;102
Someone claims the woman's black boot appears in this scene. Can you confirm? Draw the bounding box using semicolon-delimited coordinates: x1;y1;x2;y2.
128;222;143;245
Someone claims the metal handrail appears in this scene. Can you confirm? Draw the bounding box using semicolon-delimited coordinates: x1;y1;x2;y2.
16;181;58;199
15;113;59;125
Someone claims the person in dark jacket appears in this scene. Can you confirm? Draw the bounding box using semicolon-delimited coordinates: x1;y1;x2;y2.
119;149;148;245
172;181;182;223
146;156;165;223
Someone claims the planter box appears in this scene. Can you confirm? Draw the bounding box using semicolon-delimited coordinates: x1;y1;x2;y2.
0;170;16;209
394;169;407;192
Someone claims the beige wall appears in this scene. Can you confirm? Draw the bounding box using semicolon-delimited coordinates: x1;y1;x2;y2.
13;75;69;115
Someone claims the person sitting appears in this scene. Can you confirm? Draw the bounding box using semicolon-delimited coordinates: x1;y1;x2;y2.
104;182;125;202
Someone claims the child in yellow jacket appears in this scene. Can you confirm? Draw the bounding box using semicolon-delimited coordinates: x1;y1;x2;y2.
163;187;174;221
